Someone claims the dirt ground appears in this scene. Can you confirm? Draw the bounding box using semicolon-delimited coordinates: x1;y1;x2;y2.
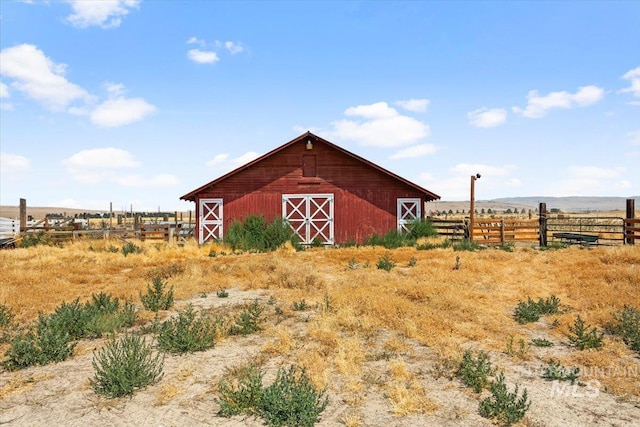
1;287;639;427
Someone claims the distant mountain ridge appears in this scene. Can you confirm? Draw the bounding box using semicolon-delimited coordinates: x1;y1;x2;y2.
487;196;639;212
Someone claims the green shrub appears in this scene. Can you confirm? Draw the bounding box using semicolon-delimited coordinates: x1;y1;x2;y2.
140;276;174;312
567;316;603;350
416;240;452;250
479;373;530;425
50;293;135;339
541;359;580;384
157;306;217;354
453;239;483;252
218;363;265;417
497;242;515;252
606;305;640;353
505;335;528;357
217;364;328;427
230;300;265;335
456;349;495;393
376;253;395;272
20;231;51;247
0;304;14;329
122;241;143;256
531;338;554;347
513;295;561;324
216;289;229;298
405;218;437;239
224;215;299;252
347;257;359;269
260;365;328;427
1;314;76;371
91;334;164;398
292;299;308;311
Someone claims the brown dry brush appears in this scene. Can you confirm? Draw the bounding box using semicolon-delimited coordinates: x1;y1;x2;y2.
0;241;639;401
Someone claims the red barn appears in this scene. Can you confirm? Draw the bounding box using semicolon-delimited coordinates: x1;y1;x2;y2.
180;131;440;245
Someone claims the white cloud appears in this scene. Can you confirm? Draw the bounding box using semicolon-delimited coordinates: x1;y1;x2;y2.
0;44;91;111
549;166;631;196
390;144;439;159
619;66;640;99
513;85;605;118
450;163;516;177
0;82;8;98
330;101;430;147
63;148;140;171
66;0;141;29
114;174;180;187
468;107;507;128
187;49;219;64
187;37;205;46
62;148;175;188
566;165;626;179
224;41;244;54
418;163;520;200
0;81;11;110
395;98;430;113
206;151;260;172
0;152;30;175
104;82;126;97
627;130;640;146
91;96;156;127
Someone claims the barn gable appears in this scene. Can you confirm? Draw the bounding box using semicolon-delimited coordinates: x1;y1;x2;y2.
181;132;440;244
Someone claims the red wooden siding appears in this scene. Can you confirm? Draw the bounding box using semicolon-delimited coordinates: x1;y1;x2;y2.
190;137;431;243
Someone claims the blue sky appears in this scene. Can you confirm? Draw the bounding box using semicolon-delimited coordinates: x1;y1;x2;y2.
1;1;639;212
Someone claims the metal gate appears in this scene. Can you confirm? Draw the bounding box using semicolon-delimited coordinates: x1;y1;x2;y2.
397;198;421;232
199;198;223;244
283;194;334;245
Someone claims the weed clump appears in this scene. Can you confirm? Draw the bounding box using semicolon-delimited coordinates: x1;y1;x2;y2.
91;334;164;398
541;359;580;384
456;349;495;393
140;276;174;312
218;363;328;427
1;314;76;371
606;305;640;353
156;305;218;354
1;293;135;371
479;373;530;425
122;241;143;256
376;253;395;272
224;215;299;252
513;295;561;324
230;300;265;335
567;316;603;350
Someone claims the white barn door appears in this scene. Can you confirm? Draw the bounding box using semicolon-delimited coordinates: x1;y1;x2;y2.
397;198;421;233
199;198;223;244
283;194;334;245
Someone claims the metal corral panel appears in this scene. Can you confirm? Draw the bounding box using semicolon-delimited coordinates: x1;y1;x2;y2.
0;217;20;239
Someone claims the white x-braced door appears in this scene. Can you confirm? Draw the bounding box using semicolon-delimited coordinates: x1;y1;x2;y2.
397;198;421;232
283;194;334;245
199;198;223;244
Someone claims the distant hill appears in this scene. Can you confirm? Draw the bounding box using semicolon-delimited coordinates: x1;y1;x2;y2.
488;196;639;212
1;196;638;220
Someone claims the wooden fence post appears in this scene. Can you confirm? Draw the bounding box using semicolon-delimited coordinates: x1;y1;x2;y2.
19;198;27;233
539;202;547;247
500;219;505;244
626;199;635;245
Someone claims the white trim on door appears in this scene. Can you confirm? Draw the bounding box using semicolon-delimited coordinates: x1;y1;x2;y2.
397;198;421;232
283;194;334;244
199;198;223;244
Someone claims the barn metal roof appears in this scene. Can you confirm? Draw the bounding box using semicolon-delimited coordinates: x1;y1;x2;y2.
180;131;441;202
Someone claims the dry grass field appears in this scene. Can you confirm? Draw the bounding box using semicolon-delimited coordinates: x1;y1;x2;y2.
1;239;639;426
